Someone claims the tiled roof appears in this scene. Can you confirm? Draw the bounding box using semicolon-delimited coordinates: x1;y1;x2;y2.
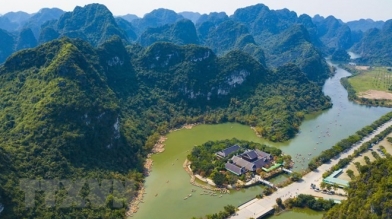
225;163;243;175
232;156;255;171
216;145;241;157
255;149;271;158
242;150;258;160
253;158;272;169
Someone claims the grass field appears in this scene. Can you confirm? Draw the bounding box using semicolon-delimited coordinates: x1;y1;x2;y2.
348;67;392;93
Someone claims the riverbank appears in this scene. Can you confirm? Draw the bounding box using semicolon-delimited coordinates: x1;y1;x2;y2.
130;63;392;219
340;65;392;107
231;118;392;219
183;159;229;193
126;136;167;216
126;123;202;216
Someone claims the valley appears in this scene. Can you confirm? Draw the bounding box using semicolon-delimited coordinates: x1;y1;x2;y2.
131;64;391;219
0;1;391;219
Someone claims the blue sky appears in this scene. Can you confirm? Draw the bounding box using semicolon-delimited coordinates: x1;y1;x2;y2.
1;0;391;22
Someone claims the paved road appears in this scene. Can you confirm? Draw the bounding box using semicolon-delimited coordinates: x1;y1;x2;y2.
230;119;392;219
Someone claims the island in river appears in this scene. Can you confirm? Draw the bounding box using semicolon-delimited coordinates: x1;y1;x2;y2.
129;63;391;219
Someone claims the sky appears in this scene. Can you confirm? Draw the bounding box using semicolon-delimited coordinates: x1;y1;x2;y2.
1;0;391;22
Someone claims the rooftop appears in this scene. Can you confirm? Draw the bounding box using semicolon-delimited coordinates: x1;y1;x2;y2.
225;163;243;175
216;144;241;158
323;169;349;188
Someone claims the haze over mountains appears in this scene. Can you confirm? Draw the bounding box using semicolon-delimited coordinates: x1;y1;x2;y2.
0;2;390;218
0;3;390;66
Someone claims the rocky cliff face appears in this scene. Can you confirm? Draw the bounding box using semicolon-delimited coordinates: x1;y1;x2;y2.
39;4;128;46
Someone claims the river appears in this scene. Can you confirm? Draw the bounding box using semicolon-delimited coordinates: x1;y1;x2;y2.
131;64;391;219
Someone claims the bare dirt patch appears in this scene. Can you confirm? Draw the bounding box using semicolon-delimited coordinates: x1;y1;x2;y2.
358;90;392;100
355;66;370;70
338;133;392;181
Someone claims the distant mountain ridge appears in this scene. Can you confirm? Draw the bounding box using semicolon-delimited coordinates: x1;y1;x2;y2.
1;3;391;66
347;18;384;32
352;19;392;65
0;8;64;35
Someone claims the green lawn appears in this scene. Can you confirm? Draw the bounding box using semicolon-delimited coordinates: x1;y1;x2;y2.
348;67;392;93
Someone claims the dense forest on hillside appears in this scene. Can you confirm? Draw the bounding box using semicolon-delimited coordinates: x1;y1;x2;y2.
3;2;391;218
352;20;392;66
0;36;331;218
323;158;392;219
0;4;334;84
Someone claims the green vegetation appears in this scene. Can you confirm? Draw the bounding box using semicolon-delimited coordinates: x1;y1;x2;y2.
352;20;392;66
323;158;392;219
346;169;354;179
284;194;335;211
331;49;350;62
0;36;331;218
139;19;199;47
308;111;392;170
347;67;392;93
312;15;353;52
289;172;302;182
187;139;282;183
0;38;141;218
191;205;236;219
319;121;392;180
39;4;129;46
262;25;331;83
341;66;392;106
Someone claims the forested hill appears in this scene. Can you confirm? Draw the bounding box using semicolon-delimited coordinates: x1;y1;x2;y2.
0;4;332;84
323;157;392;219
351;20;392;66
0;37;331;218
39;4;129;46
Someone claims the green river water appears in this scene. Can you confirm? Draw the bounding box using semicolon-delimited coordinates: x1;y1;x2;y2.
131;63;391;219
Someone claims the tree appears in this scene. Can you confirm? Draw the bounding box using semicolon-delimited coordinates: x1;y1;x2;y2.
290;172;302;182
263;187;273;196
364;156;371;165
223;205;236;215
308;161;318;171
212;172;226;187
346;169;355;179
331;184;338;192
276;157;284;164
276;198;283;206
227;174;238;185
320;182;327;190
354;162;361;172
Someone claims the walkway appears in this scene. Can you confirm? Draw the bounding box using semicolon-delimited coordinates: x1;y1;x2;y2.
255;176;275;187
230;119;392;219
